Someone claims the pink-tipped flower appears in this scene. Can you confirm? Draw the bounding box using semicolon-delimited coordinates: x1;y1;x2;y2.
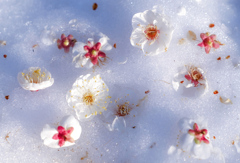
188;123;209;144
198;33;220;54
184;66;205;87
177;118;213;160
52;126;75;147
41;115;82;148
72;36;112;69
57;34;77;53
83;41;106;65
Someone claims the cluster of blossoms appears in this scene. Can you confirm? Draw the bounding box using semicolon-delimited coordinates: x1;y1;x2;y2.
15;7;227;160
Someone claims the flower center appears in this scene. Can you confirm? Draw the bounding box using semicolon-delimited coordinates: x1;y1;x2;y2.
21;68;46;84
116;104;131;117
63;39;69;46
91;50;98;56
144;25;160;41
192;70;202;81
83;92;95;105
207;41;212;46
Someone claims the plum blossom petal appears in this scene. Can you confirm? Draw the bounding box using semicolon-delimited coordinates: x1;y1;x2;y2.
213;41;220;49
130;9;174;56
130;28;147;48
132;12;148;29
200;33;208;40
17;67;54;91
66;74;110;121
72;42;86;54
41;125;59;148
197;42;204;47
107;116;126;131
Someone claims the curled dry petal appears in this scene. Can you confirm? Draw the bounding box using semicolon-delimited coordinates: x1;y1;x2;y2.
187;30;197;41
0;40;6;46
219;96;232;104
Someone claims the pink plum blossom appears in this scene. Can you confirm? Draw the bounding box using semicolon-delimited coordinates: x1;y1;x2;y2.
57;34;77;53
41;115;81;148
198;33;220;54
83;41;106;65
72;36;112;69
184;66;205;87
52;126;74;147
188;123;209;144
177;118;213;159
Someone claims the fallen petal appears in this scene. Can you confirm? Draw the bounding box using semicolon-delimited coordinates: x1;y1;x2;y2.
0;40;6;46
219;96;232;104
187;31;197;41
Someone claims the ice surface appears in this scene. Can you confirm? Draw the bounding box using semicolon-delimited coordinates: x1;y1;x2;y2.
1;0;240;162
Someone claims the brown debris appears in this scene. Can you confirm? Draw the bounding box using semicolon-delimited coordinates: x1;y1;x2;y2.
209;24;215;28
180;81;184;84
150;142;156;148
145;90;150;94
5;132;10;143
3;54;7;58
213;136;216;139
213;90;218;94
132;126;136;129
5;95;9;100
226;55;230;59
92;3;98;10
136;95;148;107
32;44;39;48
178;38;185;45
232;140;235;145
81;151;88;160
113;43;116;48
217;57;221;60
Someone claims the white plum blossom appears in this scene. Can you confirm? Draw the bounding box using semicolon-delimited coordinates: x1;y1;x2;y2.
103;87;145;131
130;9;174;56
172;65;208;98
41;115;82;148
17;67;54;91
66;74;110;121
72;35;112;68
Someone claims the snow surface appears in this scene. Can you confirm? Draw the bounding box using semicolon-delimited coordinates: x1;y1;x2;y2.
1;0;240;162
